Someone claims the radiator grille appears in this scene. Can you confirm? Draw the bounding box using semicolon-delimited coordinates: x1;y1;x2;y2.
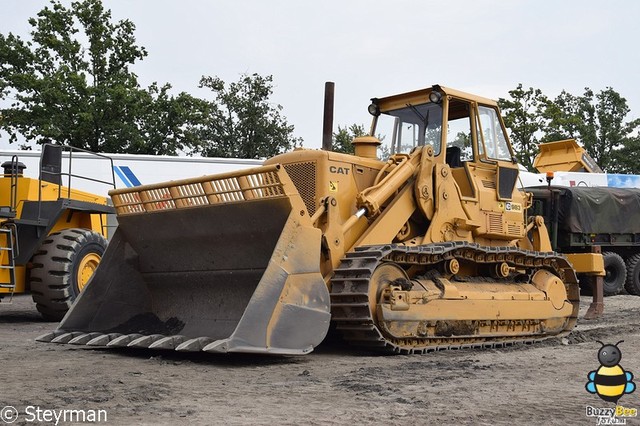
283;161;317;216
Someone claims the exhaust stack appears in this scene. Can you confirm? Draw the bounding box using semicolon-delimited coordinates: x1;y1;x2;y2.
322;81;334;151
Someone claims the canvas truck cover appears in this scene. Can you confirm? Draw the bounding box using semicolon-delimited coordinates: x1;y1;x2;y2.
529;186;640;234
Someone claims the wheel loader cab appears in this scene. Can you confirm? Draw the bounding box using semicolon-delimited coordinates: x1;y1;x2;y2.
374;87;515;187
371;86;525;244
442;97;520;203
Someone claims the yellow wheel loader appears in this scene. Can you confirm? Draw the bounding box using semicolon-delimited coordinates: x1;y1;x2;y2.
39;85;579;354
1;144;114;321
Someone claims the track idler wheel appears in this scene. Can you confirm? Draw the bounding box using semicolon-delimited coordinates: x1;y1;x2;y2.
368;262;411;320
530;269;570;333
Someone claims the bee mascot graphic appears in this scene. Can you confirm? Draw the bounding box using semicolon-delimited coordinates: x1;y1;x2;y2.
586;341;636;403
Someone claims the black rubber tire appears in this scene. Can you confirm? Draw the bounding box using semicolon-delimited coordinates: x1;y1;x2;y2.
30;228;107;321
602;252;626;296
624;253;640;296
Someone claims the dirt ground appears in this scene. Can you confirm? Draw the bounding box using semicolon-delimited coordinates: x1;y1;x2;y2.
1;294;640;426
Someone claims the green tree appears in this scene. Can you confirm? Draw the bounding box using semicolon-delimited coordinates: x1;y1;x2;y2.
332;123;392;160
0;0;205;154
540;90;583;142
196;74;301;159
615;137;640;174
332;124;366;154
542;87;640;172
498;84;548;171
131;83;210;155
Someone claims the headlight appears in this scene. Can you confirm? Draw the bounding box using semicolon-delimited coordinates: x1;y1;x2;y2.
429;90;443;104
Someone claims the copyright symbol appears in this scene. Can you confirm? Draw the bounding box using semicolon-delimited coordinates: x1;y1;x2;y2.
0;406;18;423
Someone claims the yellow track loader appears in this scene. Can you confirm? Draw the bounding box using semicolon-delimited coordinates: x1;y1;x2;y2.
1;144;114;320
39;85;579;354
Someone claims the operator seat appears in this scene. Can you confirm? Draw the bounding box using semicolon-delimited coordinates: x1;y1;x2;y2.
446;146;462;168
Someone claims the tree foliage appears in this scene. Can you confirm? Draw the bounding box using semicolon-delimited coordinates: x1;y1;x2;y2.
131;83;211;155
332;124;367;154
1;0;150;152
0;0;299;159
498;84;547;171
500;84;640;173
542;88;640;172
196;74;301;159
331;123;391;160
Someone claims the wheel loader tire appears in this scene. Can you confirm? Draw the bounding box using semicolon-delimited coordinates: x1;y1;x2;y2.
602;252;626;296
30;228;107;322
624;253;640;296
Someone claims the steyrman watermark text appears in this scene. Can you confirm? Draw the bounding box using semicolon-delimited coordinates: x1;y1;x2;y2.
1;405;107;425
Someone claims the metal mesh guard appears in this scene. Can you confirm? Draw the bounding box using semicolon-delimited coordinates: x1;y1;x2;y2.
110;166;285;216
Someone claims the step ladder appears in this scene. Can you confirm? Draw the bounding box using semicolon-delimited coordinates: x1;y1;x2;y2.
0;224;18;303
0;155;20;303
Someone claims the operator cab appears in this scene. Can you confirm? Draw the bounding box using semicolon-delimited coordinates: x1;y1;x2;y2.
369;85;519;201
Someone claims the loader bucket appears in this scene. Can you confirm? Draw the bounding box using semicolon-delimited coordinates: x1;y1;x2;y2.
37;165;331;355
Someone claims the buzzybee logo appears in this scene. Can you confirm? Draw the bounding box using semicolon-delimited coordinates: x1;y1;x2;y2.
586;341;636;403
584;341;637;425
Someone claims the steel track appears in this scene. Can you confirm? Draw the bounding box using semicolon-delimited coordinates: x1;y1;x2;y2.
329;241;580;354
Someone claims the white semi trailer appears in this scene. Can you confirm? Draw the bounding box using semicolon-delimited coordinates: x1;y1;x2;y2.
0;149;262;196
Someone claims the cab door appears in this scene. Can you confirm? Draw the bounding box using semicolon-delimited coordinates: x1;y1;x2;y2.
442;97;523;240
471;104;524;240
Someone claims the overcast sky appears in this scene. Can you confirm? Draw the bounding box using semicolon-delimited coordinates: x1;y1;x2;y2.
2;0;639;151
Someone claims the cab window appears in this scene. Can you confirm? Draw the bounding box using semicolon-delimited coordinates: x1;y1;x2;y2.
478;106;512;161
446;100;473;162
376;103;444;155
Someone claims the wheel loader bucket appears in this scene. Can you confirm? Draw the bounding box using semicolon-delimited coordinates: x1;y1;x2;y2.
37;165;331;355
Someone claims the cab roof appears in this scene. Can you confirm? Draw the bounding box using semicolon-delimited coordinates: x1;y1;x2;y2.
373;85;499;113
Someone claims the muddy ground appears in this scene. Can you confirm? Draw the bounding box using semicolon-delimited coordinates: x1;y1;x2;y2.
1;294;640;426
